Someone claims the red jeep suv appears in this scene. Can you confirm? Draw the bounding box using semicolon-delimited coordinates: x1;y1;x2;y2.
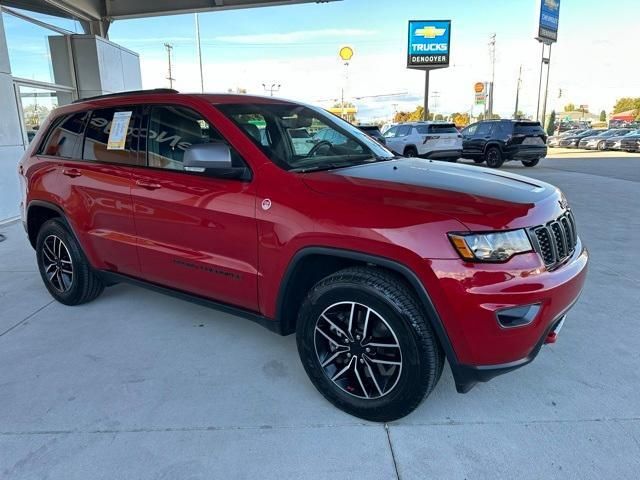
18;90;588;421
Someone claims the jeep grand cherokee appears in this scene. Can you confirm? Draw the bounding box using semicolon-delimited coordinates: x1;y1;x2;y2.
18;89;588;421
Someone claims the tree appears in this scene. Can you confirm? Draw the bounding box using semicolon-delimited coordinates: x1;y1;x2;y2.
599;110;607;122
434;114;444;121
393;105;433;123
563;103;576;112
451;112;470;127
23;104;50;128
546;110;556;136
612;97;640;114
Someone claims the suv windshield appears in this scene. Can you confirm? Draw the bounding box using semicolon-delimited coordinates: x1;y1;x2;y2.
216;103;394;172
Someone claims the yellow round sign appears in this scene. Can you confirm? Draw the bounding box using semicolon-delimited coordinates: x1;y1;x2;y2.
339;46;354;62
474;82;485;94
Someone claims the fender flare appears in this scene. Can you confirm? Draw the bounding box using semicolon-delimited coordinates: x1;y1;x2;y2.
275;246;460;366
26;200;81;248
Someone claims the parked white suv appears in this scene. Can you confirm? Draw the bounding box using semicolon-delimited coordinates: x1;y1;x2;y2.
383;122;462;161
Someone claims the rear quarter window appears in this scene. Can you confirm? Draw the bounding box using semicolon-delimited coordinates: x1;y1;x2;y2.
38;112;89;158
428;124;458;134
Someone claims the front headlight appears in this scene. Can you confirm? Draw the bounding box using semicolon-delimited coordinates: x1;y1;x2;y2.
449;230;533;262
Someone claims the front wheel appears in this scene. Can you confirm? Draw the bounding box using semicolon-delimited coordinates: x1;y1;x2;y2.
521;158;541;167
296;267;444;422
404;146;418;158
597;141;606;151
484;147;504;168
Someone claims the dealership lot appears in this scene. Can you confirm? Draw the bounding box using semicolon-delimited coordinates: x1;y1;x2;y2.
1;156;639;479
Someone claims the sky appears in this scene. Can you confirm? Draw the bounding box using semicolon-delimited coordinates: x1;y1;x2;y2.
3;0;638;122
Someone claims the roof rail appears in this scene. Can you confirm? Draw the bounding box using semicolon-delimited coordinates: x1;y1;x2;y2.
73;88;179;103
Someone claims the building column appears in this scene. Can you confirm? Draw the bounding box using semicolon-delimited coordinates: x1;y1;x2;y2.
0;13;26;221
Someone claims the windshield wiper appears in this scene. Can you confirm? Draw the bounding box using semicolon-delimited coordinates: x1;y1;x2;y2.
290;155;396;173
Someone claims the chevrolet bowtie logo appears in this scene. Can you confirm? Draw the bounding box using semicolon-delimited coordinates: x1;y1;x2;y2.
415;26;446;39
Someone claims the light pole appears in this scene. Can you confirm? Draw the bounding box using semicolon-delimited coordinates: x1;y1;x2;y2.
262;83;281;97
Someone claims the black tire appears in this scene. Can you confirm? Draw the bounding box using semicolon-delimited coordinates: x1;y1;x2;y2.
484;146;504;168
296;266;444;422
404;146;418;158
36;219;104;305
521;158;541;167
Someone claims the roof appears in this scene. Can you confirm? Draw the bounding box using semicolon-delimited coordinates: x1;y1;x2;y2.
69;90;300;108
2;0;339;21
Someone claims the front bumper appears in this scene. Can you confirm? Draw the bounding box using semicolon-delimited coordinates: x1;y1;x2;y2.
425;239;588;392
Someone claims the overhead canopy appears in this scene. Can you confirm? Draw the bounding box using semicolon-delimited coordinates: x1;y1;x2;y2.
2;0;338;34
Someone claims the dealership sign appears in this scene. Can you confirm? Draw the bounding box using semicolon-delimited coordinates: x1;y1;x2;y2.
537;0;560;43
407;20;451;69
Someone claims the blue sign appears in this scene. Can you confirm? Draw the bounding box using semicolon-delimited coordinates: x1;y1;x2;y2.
407;20;451;69
538;0;560;43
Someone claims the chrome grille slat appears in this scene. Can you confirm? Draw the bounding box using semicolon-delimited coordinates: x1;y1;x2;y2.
530;211;578;269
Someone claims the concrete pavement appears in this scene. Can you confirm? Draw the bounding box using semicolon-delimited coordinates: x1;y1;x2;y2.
1;156;639;479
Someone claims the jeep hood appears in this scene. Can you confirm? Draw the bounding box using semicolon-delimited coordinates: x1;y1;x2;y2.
302;158;565;230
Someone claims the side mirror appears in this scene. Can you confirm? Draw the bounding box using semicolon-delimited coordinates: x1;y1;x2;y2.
183;143;249;180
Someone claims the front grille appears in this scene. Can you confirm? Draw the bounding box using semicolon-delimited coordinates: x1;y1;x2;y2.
530;211;578;269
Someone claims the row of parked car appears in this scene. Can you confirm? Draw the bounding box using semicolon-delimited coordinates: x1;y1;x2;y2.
356;119;548;169
548;128;640;152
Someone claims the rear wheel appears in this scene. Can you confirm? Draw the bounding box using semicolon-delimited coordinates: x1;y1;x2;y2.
404;146;418;158
296;267;444;422
521;158;541;167
485;146;504;168
36;219;104;305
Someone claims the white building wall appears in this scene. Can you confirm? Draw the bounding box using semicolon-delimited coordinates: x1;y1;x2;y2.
0;13;25;222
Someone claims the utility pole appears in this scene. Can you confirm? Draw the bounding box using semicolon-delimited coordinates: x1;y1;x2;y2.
488;33;496;117
431;91;440;116
262;83;281;97
514;64;522;119
195;13;204;93
164;43;175;89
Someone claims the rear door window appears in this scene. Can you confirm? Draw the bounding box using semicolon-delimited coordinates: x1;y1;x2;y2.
39;112;89;158
83;107;143;165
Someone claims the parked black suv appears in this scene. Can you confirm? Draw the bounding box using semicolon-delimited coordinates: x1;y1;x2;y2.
461;120;547;168
357;124;386;145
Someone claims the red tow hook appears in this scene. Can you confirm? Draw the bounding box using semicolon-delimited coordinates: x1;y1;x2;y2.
544;316;566;344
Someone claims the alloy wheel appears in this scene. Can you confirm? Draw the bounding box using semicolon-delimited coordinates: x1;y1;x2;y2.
42;234;74;293
314;301;402;399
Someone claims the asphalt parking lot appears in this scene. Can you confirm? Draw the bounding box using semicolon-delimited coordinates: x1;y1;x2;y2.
1;154;639;480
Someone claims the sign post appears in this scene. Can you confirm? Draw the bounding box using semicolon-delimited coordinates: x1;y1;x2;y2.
407;20;451;121
535;0;560;125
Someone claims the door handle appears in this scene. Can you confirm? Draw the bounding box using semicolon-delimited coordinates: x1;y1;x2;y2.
136;179;162;190
62;168;82;178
